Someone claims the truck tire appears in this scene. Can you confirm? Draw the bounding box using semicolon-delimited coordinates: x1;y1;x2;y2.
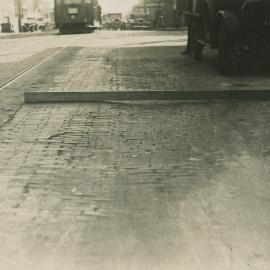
190;20;204;61
218;22;235;75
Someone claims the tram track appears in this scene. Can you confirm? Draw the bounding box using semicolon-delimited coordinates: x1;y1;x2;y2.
0;35;83;92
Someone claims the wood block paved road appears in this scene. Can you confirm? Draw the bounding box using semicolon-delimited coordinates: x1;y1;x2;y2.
0;31;269;270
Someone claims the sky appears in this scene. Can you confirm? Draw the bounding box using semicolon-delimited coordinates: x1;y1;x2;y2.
98;0;139;14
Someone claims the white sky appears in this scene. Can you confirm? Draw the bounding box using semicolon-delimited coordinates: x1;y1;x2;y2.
98;0;139;14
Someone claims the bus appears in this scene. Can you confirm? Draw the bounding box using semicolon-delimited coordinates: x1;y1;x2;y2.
54;0;101;33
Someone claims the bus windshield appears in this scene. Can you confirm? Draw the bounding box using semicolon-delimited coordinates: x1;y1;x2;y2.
64;0;81;4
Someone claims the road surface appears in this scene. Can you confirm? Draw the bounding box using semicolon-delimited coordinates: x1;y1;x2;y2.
0;30;269;270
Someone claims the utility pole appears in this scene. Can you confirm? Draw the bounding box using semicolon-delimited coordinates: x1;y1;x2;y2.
144;0;147;17
15;0;22;32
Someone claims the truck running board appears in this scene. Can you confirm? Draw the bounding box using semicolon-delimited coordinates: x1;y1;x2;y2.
24;90;270;103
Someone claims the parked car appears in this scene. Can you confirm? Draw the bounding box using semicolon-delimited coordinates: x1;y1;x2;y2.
21;23;38;32
133;18;151;30
180;0;270;74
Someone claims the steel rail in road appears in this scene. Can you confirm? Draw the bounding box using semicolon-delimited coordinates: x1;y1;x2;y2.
0;35;83;92
25;90;270;103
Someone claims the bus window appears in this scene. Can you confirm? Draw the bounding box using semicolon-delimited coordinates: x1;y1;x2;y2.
64;0;81;4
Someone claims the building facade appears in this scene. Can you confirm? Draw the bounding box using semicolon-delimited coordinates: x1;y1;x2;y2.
23;0;54;27
1;0;54;33
0;0;20;32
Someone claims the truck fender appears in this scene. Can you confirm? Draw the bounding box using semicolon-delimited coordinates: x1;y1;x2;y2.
212;11;239;47
215;11;239;31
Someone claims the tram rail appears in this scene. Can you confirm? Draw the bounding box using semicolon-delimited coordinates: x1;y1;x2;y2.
1;34;270;102
0;35;83;92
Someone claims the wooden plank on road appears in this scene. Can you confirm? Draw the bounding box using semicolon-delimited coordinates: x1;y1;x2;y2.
24;90;270;103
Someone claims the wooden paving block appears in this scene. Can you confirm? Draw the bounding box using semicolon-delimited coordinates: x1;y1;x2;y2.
24;90;270;103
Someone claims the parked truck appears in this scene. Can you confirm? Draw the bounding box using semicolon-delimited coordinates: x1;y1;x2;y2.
180;0;270;74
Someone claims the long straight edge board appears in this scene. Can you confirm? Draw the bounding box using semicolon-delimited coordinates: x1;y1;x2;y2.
24;90;270;103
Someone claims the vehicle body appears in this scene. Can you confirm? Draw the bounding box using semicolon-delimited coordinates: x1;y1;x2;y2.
21;18;38;32
102;18;125;30
21;23;38;32
110;18;124;30
132;18;151;30
54;0;101;33
102;13;125;30
126;19;136;30
180;0;270;74
1;23;13;33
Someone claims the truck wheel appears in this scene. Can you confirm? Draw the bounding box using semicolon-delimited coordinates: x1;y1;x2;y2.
190;20;204;60
218;22;235;75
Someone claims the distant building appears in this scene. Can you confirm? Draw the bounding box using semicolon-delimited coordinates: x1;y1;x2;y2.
0;0;55;33
0;0;20;32
23;0;54;24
